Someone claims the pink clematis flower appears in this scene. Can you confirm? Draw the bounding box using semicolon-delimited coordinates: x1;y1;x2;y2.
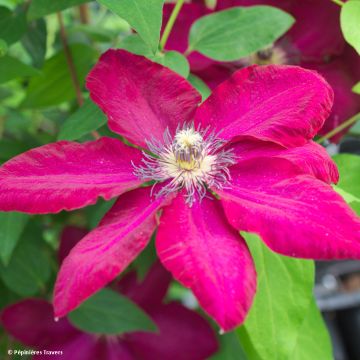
0;50;360;331
1;227;218;360
164;0;360;141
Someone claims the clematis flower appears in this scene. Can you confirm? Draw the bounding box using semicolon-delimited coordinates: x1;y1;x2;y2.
164;0;360;141
0;50;360;331
1;227;218;360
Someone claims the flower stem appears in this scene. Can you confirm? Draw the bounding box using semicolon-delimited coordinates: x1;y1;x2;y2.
330;0;345;6
159;0;185;51
79;4;90;24
317;113;360;143
57;12;100;140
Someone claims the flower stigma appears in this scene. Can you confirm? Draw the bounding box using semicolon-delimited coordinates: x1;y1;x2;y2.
134;124;236;206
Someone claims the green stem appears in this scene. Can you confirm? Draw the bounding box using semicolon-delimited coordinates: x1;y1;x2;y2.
159;0;185;51
330;0;345;6
317;113;360;143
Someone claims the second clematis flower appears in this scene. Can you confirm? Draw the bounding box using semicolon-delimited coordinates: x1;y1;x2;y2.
1;227;217;360
0;50;360;331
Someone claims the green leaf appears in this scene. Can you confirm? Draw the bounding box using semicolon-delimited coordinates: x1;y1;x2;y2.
69;288;157;334
0;39;7;56
28;0;89;20
0;212;29;265
0;6;27;45
21;18;47;68
333;154;360;199
97;0;165;53
0;223;51;296
188;74;211;101
120;37;190;77
205;0;217;10
332;153;360;215
85;198;116;229
152;51;190;78
341;0;360;55
21;43;97;108
0;55;40;84
119;34;153;57
69;24;115;43
353;81;360;94
188;6;294;61
132;235;157;280
209;332;248;360
238;233;314;360
291;298;333;360
58;98;107;140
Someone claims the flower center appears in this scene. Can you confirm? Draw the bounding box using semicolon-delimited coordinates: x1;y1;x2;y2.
247;45;288;66
134;125;235;206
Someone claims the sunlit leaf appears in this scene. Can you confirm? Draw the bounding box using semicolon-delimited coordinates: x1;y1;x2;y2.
341;0;360;55
333;153;360;215
353;81;360;94
291;298;333;360
238;233;315;360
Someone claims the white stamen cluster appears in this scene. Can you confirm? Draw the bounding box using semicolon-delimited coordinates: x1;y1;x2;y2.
134;124;235;206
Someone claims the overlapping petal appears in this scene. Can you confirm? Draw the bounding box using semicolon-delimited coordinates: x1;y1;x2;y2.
125;303;218;360
1;299;80;348
230;138;339;184
215;0;293;11
54;187;171;318
195;65;333;147
58;226;88;265
289;0;344;61
156;193;256;331
218;158;360;259
87;49;201;148
1;299;134;360
0;138;142;214
118;261;172;312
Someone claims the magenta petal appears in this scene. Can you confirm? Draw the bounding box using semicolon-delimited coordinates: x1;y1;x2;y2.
0;137;142;214
86;49;201;148
219;158;360;259
156;194;256;331
231;139;339;184
125;303;218;360
1;299;80;348
58;226;88;265
54;187;170;317
118;261;172;311
195;65;333;147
